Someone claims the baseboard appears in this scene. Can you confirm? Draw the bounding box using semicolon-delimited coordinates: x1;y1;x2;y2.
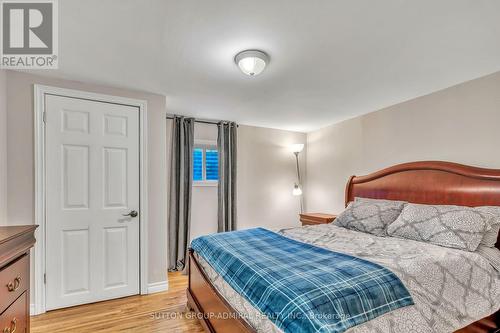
147;280;168;294
31;282;169;315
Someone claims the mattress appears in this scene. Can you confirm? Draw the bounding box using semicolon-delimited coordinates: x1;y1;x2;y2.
194;224;500;333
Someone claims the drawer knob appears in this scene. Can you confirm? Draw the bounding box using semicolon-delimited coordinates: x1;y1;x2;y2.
6;276;21;292
2;317;17;333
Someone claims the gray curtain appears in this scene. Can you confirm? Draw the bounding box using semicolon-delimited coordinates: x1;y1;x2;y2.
217;122;237;232
168;117;195;271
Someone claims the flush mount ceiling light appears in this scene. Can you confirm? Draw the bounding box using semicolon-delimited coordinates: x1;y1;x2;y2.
234;50;269;76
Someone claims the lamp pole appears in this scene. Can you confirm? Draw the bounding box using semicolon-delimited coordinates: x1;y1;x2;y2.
294;151;303;213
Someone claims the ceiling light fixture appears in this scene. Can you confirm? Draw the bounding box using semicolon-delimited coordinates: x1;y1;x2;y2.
234;50;269;76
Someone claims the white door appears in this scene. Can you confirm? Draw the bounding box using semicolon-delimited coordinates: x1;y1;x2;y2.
45;95;140;310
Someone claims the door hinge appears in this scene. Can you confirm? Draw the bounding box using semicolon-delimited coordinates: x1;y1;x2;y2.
44;273;46;284
42;111;47;123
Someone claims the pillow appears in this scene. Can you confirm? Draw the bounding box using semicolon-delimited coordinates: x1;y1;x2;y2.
475;245;500;272
476;206;500;248
334;197;406;236
387;203;491;251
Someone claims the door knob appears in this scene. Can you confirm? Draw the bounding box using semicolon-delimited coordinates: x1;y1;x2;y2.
122;210;138;218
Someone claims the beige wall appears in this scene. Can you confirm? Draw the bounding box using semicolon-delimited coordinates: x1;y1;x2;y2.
306;71;500;214
5;71;168;285
238;125;307;230
0;70;6;225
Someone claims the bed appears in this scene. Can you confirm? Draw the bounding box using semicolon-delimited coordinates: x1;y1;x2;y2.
187;161;500;333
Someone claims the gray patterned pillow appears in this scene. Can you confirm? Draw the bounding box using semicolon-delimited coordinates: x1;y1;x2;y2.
334;197;407;236
475;245;500;272
387;203;491;251
476;206;500;248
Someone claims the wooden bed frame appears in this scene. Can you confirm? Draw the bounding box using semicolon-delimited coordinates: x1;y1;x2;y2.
187;161;500;333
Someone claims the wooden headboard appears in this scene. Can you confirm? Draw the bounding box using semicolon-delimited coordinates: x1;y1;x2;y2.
345;161;500;248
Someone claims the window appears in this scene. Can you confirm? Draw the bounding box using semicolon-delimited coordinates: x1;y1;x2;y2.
193;141;218;185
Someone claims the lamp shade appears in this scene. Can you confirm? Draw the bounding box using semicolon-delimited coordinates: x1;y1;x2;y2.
292;184;302;196
290;143;304;153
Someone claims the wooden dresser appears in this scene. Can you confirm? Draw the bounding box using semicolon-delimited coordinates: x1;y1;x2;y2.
0;226;37;333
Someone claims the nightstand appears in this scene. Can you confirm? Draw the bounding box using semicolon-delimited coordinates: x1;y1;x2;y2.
299;213;336;226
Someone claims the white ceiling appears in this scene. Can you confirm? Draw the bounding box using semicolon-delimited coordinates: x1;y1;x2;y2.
30;0;500;132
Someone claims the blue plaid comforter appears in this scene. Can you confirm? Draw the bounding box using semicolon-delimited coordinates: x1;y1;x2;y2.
191;228;413;333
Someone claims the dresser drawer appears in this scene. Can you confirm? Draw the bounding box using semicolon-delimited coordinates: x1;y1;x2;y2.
0;292;27;333
0;255;29;314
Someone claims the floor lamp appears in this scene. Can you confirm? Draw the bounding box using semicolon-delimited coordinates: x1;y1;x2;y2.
291;144;304;213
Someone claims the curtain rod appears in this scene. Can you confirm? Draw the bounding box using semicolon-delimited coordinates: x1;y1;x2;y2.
166;114;238;127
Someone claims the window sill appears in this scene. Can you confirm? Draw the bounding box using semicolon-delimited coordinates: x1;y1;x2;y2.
193;181;218;187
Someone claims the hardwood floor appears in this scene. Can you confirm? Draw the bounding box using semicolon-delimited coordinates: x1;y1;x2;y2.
31;272;205;333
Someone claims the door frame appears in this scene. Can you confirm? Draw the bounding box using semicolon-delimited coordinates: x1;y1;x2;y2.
33;84;149;315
